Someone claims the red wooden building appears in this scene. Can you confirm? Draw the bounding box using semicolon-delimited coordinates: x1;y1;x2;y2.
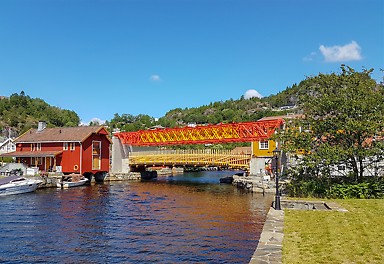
2;122;111;181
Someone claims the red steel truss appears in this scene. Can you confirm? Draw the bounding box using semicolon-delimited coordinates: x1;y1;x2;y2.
114;119;284;146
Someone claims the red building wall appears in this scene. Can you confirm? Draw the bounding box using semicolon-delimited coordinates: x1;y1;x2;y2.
15;128;111;175
62;143;81;173
81;134;110;174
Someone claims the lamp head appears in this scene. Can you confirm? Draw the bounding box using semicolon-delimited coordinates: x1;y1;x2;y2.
272;147;281;158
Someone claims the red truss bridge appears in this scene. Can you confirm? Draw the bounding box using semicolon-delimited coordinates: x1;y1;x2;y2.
114;119;284;146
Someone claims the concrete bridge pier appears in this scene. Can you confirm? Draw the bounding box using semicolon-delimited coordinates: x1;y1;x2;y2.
249;157;268;176
111;136;131;174
232;156;274;193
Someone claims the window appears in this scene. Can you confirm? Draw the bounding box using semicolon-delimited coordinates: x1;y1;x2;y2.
63;142;68;150
70;142;75;151
37;143;41;151
259;140;269;150
92;141;101;170
32;157;42;166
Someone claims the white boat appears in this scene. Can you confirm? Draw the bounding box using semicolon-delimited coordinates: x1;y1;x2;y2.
57;177;88;189
0;176;42;196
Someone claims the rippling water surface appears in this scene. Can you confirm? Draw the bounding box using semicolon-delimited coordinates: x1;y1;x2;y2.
0;171;272;263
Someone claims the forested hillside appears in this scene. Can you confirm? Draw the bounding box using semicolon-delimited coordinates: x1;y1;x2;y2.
106;84;300;132
0;91;80;136
1;83;300;138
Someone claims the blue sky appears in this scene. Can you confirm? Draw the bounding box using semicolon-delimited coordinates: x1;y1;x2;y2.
0;0;383;124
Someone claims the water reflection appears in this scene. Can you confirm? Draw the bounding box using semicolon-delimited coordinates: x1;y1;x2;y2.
0;171;272;263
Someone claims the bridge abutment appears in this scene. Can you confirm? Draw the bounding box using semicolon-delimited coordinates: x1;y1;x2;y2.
111;136;130;174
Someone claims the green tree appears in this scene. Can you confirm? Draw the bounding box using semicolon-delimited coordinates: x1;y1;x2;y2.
0;92;80;134
280;66;384;181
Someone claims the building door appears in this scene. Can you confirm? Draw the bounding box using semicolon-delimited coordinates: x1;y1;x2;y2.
92;141;101;170
46;157;51;171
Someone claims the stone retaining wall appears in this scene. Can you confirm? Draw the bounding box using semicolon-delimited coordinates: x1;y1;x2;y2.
106;172;142;181
232;175;276;193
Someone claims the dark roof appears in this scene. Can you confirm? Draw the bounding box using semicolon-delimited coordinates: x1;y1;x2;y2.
0;150;63;158
15;126;110;143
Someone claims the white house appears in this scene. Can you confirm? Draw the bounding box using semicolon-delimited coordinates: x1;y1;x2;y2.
0;137;16;155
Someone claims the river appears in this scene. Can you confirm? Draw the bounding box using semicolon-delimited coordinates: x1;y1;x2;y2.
0;171;272;263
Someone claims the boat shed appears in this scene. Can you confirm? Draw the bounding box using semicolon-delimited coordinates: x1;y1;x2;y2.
1;123;112;181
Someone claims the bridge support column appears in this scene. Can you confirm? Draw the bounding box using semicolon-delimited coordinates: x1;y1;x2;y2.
111;136;130;174
249;157;267;176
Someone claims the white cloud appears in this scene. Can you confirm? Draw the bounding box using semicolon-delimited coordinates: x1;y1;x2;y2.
303;51;317;62
244;89;263;99
150;74;161;81
80;117;106;126
319;41;362;62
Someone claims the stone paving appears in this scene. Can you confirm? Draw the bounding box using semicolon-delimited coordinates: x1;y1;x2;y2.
249;207;284;264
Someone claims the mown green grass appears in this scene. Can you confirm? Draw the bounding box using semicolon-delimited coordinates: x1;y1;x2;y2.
283;199;384;264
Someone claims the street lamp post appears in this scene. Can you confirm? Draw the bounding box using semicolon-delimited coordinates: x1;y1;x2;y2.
273;147;281;210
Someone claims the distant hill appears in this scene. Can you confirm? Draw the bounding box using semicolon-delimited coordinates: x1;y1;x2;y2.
0;91;80;137
1;83;300;139
106;83;300;132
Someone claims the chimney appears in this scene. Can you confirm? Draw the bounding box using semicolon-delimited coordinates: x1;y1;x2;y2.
37;121;46;132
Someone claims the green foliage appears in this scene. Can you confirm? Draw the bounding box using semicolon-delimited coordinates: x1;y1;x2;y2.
327;179;384;199
106;113;157;132
0;91;80;134
286;176;384;199
160;96;283;125
107;87;299;136
106;93;296;149
265;83;300;107
279;66;384;180
0;157;14;163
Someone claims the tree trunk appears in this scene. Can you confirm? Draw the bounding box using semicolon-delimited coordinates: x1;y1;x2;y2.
358;156;364;182
350;156;359;182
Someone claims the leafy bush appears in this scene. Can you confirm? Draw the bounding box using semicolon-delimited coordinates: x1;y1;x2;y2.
285;176;384;199
326;179;384;199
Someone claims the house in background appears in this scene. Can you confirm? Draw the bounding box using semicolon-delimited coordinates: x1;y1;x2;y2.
0;137;16;155
250;114;303;176
1;122;112;182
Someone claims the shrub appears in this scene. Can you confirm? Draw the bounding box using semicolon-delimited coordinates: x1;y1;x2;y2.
285;176;384;199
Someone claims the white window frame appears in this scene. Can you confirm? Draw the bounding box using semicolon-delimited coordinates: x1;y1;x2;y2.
70;142;75;151
63;142;68;150
37;143;41;151
259;140;269;150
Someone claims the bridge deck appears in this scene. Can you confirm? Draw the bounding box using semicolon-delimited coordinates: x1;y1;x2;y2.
129;149;251;169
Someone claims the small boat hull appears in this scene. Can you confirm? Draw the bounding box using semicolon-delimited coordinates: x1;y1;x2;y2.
219;176;234;184
0;177;42;196
57;178;88;189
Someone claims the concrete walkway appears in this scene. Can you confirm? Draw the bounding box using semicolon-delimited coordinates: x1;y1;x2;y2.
249;207;284;264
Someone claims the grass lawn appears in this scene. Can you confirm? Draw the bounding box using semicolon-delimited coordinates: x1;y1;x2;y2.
283;199;384;264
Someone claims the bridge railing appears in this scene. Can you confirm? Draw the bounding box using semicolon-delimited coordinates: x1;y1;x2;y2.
128;149;252;169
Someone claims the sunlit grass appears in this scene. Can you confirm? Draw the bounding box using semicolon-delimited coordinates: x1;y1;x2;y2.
283;199;384;264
